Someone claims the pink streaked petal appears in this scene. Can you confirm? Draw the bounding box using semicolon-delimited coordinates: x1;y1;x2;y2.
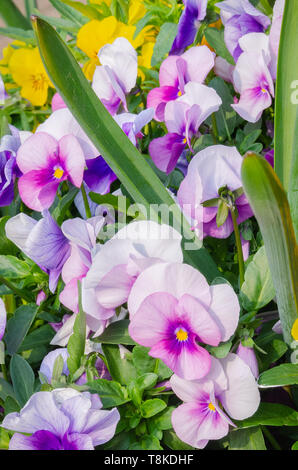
164;100;188;135
172;342;212;380
170;374;213;403
16;132;58;174
18;171;59;211
219;353;260;421
147;86;178;121
128;292;178;347
232;87;272;123
183;45;215;83
59;277;82;314
58;135;85;188
171;403;207;449
94;264;134;309
178;294;221;346
208;284;240;342
62;244;89;284
159;56;180;87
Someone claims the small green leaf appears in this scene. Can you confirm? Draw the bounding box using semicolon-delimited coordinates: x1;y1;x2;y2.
204;28;235;65
229;426;266;450
0;378;15;402
87;379;129;407
207;340;232;359
19;324;55;352
240;246;276;311
140;399;167;418
91;320;136;346
292;441;298;450
151;22;177;67
102;344;138;385
235;403;298;428
216;199;229;227
10;354;35;407
258;364;298;388
149;406;175;431
163;430;195;450
67;281;86;375
0;255;30;279
4;304;39;356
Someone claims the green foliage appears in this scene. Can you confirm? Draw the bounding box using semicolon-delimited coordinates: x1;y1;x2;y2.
4;304;39;356
9;354;35;407
228;426;266;450
67;281;86;375
258;364;298;388
151;22;177;66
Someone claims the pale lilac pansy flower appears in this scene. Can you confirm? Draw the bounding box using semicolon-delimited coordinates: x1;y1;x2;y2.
92;37;138;115
128;262;240;380
59;216;105;314
147;45;215;121
231;40;275;123
149;82;222;174
0;298;7;342
82;220;183;334
16;132;85;211
1;388;120;450
216;0;270;61
178;145;253;239
269;0;285;80
114;109;154;147
170;353;260;448
236;342;259;378
5;211;71;292
214;57;234;84
170;0;208;55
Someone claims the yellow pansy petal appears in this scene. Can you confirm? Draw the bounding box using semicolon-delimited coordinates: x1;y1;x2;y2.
77;17;118;58
82;57;99;80
128;0;147;25
20;78;49;106
9;47;51;87
292;319;298;341
90;0;111;5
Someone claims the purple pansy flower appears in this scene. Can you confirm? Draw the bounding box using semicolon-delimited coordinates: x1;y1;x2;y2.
170;0;208;55
128;262;240;380
147;45;215;121
1;388;120;450
178;145;253;239
216;0;270;61
17;132;85;211
149;82;222;174
0;126;31;207
170;353;260;448
5;211;71;292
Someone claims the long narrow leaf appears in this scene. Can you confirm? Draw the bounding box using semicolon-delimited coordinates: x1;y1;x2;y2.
31;16;219;282
274;0;298;238
241;152;298;345
0;0;31;29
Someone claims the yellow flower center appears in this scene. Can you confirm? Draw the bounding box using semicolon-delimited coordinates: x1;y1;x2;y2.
177;91;182;96
30;73;47;91
261;88;267;94
54;168;64;179
208;403;216;412
182;138;187;144
176;328;188;342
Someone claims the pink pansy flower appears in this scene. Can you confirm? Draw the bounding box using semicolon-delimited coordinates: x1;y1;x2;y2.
17;132;85;211
231;44;274;123
147;45;215;121
82;220;183;334
178;145;253;239
128;262;240;380
170;353;260;449
269;0;285;80
92;38;138;115
149;82;222;174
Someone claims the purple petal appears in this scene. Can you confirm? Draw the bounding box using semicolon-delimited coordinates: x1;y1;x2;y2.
149;133;186;174
84;156;117;194
0;298;7;341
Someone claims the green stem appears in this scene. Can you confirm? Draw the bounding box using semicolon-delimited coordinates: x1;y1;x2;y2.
1;363;8;382
211;113;219;144
0;275;34;303
261;426;282;450
230;208;245;287
81;183;92;219
154;359;160;375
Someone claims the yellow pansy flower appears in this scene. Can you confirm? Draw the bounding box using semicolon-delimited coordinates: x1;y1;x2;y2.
0;41;25;75
292;319;298;341
138;42;155;79
128;0;147;25
90;0;111;5
77;16;149;80
9;47;53;106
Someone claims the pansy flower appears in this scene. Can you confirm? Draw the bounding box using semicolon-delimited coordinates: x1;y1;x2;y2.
16;132;85;211
128;262;240;380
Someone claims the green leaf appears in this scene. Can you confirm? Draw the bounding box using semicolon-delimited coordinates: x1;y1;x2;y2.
216;199;229;227
18;324;55;352
67;281;86;375
32;16;219;283
4;304;38;356
0;217;18;255
0;255;31;279
163;430;195;450
274;0;298;238
91;319;136;345
240;246;275;311
151;22;177;67
292;441;298;450
0;378;15;402
149;406;175;431
207;340;232;359
102;344;138;385
128;373;158;406
10;354;35;407
61;0;103;20
255;330;288;372
204;28;235;65
3;396;20;415
0;26;35;43
140;399;167;418
229;426;266;450
0;0;31;29
235;403;298;428
241;153;298;345
132;345;172;380
88;192;130;212
87;378;129;407
258;364;298;388
49;0;88;25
